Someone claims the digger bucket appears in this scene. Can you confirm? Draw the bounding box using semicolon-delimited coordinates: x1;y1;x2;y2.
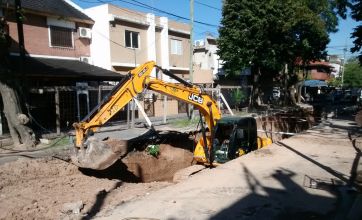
70;137;128;170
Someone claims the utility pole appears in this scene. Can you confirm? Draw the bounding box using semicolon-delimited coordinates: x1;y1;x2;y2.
189;0;194;83
341;46;347;88
189;0;194;119
131;48;136;128
128;48;137;129
15;0;25;62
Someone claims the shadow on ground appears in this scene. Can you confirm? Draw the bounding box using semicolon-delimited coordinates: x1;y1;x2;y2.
210;166;357;220
211;116;361;220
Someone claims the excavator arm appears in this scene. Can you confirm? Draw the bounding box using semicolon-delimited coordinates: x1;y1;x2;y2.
71;61;221;169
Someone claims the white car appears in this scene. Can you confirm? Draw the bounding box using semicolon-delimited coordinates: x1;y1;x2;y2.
272;87;281;100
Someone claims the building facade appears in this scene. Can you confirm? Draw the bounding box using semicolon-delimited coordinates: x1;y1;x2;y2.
0;0;122;135
85;4;191;79
85;4;192;117
3;0;93;62
307;61;333;81
193;36;223;85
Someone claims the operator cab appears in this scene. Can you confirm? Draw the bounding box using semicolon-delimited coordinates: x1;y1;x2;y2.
213;116;257;163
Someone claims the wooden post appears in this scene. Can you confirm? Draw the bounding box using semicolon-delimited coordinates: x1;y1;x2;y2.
0;112;3;136
98;84;101;104
15;0;25;62
127;103;130;129
163;96;167;124
131;99;135;128
189;0;194;119
55;88;60;135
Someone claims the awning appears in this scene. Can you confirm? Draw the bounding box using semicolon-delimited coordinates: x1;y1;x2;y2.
7;56;123;81
303;80;328;87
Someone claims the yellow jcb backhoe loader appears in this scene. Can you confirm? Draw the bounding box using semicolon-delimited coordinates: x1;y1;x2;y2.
71;61;270;170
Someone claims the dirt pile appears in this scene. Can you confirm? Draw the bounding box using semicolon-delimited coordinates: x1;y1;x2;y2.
0;144;192;219
123;144;194;182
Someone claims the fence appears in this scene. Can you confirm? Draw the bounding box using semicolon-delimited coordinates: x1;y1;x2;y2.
0;84;249;136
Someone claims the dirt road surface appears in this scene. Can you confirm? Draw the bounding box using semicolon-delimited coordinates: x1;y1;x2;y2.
96;118;362;220
0;143;193;220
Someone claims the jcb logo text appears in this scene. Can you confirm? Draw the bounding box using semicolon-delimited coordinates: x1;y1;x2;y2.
188;93;204;104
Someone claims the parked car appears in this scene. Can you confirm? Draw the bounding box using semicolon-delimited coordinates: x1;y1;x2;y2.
272;87;281;100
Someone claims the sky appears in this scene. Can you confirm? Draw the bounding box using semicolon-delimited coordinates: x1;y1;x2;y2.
328;15;358;59
72;0;359;59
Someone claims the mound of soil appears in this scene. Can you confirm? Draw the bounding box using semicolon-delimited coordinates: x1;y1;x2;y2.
123;144;194;182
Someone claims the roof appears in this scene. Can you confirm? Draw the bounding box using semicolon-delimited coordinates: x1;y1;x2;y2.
2;0;92;22
308;61;333;68
295;59;333;68
8;56;123;81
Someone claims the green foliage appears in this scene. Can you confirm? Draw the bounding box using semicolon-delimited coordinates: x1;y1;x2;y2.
231;89;246;103
328;77;342;87
170;117;200;127
343;58;362;87
146;144;160;158
351;0;362;63
218;0;344;75
0;18;8;48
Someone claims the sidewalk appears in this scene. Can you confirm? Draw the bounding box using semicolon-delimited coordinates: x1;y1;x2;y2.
96;118;362;220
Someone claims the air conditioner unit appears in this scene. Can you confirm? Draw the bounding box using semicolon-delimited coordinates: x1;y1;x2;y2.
80;56;92;64
79;27;92;39
194;40;204;47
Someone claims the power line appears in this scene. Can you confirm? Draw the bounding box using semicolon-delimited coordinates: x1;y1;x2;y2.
195;0;221;11
77;0;219;60
78;0;219;28
131;0;219;27
327;45;353;48
77;0;111;3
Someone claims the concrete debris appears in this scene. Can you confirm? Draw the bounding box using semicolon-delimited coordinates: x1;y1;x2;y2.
61;201;84;215
39;138;51;145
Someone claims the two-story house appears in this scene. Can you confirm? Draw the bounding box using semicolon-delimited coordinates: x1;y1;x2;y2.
193;35;223;86
0;0;122;135
85;4;191;117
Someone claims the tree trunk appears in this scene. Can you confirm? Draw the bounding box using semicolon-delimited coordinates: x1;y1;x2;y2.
289;85;297;105
250;66;261;108
0;80;36;149
296;67;307;103
1;16;36;149
283;64;289;106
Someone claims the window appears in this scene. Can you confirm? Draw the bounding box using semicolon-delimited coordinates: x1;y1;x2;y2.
125;30;139;48
49;26;73;48
171;39;182;55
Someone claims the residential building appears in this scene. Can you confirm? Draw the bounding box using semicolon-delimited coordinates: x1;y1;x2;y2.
0;0;122;134
85;4;191;78
193;35;223;85
296;59;333;81
85;4;192;117
307;61;333;81
3;0;93;63
328;55;343;78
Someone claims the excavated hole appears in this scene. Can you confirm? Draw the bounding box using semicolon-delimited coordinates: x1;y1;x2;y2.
81;110;315;183
80;132;196;183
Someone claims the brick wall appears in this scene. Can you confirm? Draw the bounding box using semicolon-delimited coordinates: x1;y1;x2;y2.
7;13;91;58
310;70;330;80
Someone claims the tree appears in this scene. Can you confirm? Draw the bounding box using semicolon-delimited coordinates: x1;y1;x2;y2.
218;0;346;106
343;57;362;87
351;0;362;63
0;15;36;149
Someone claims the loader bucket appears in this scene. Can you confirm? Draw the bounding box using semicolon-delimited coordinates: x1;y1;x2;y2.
70;137;128;170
